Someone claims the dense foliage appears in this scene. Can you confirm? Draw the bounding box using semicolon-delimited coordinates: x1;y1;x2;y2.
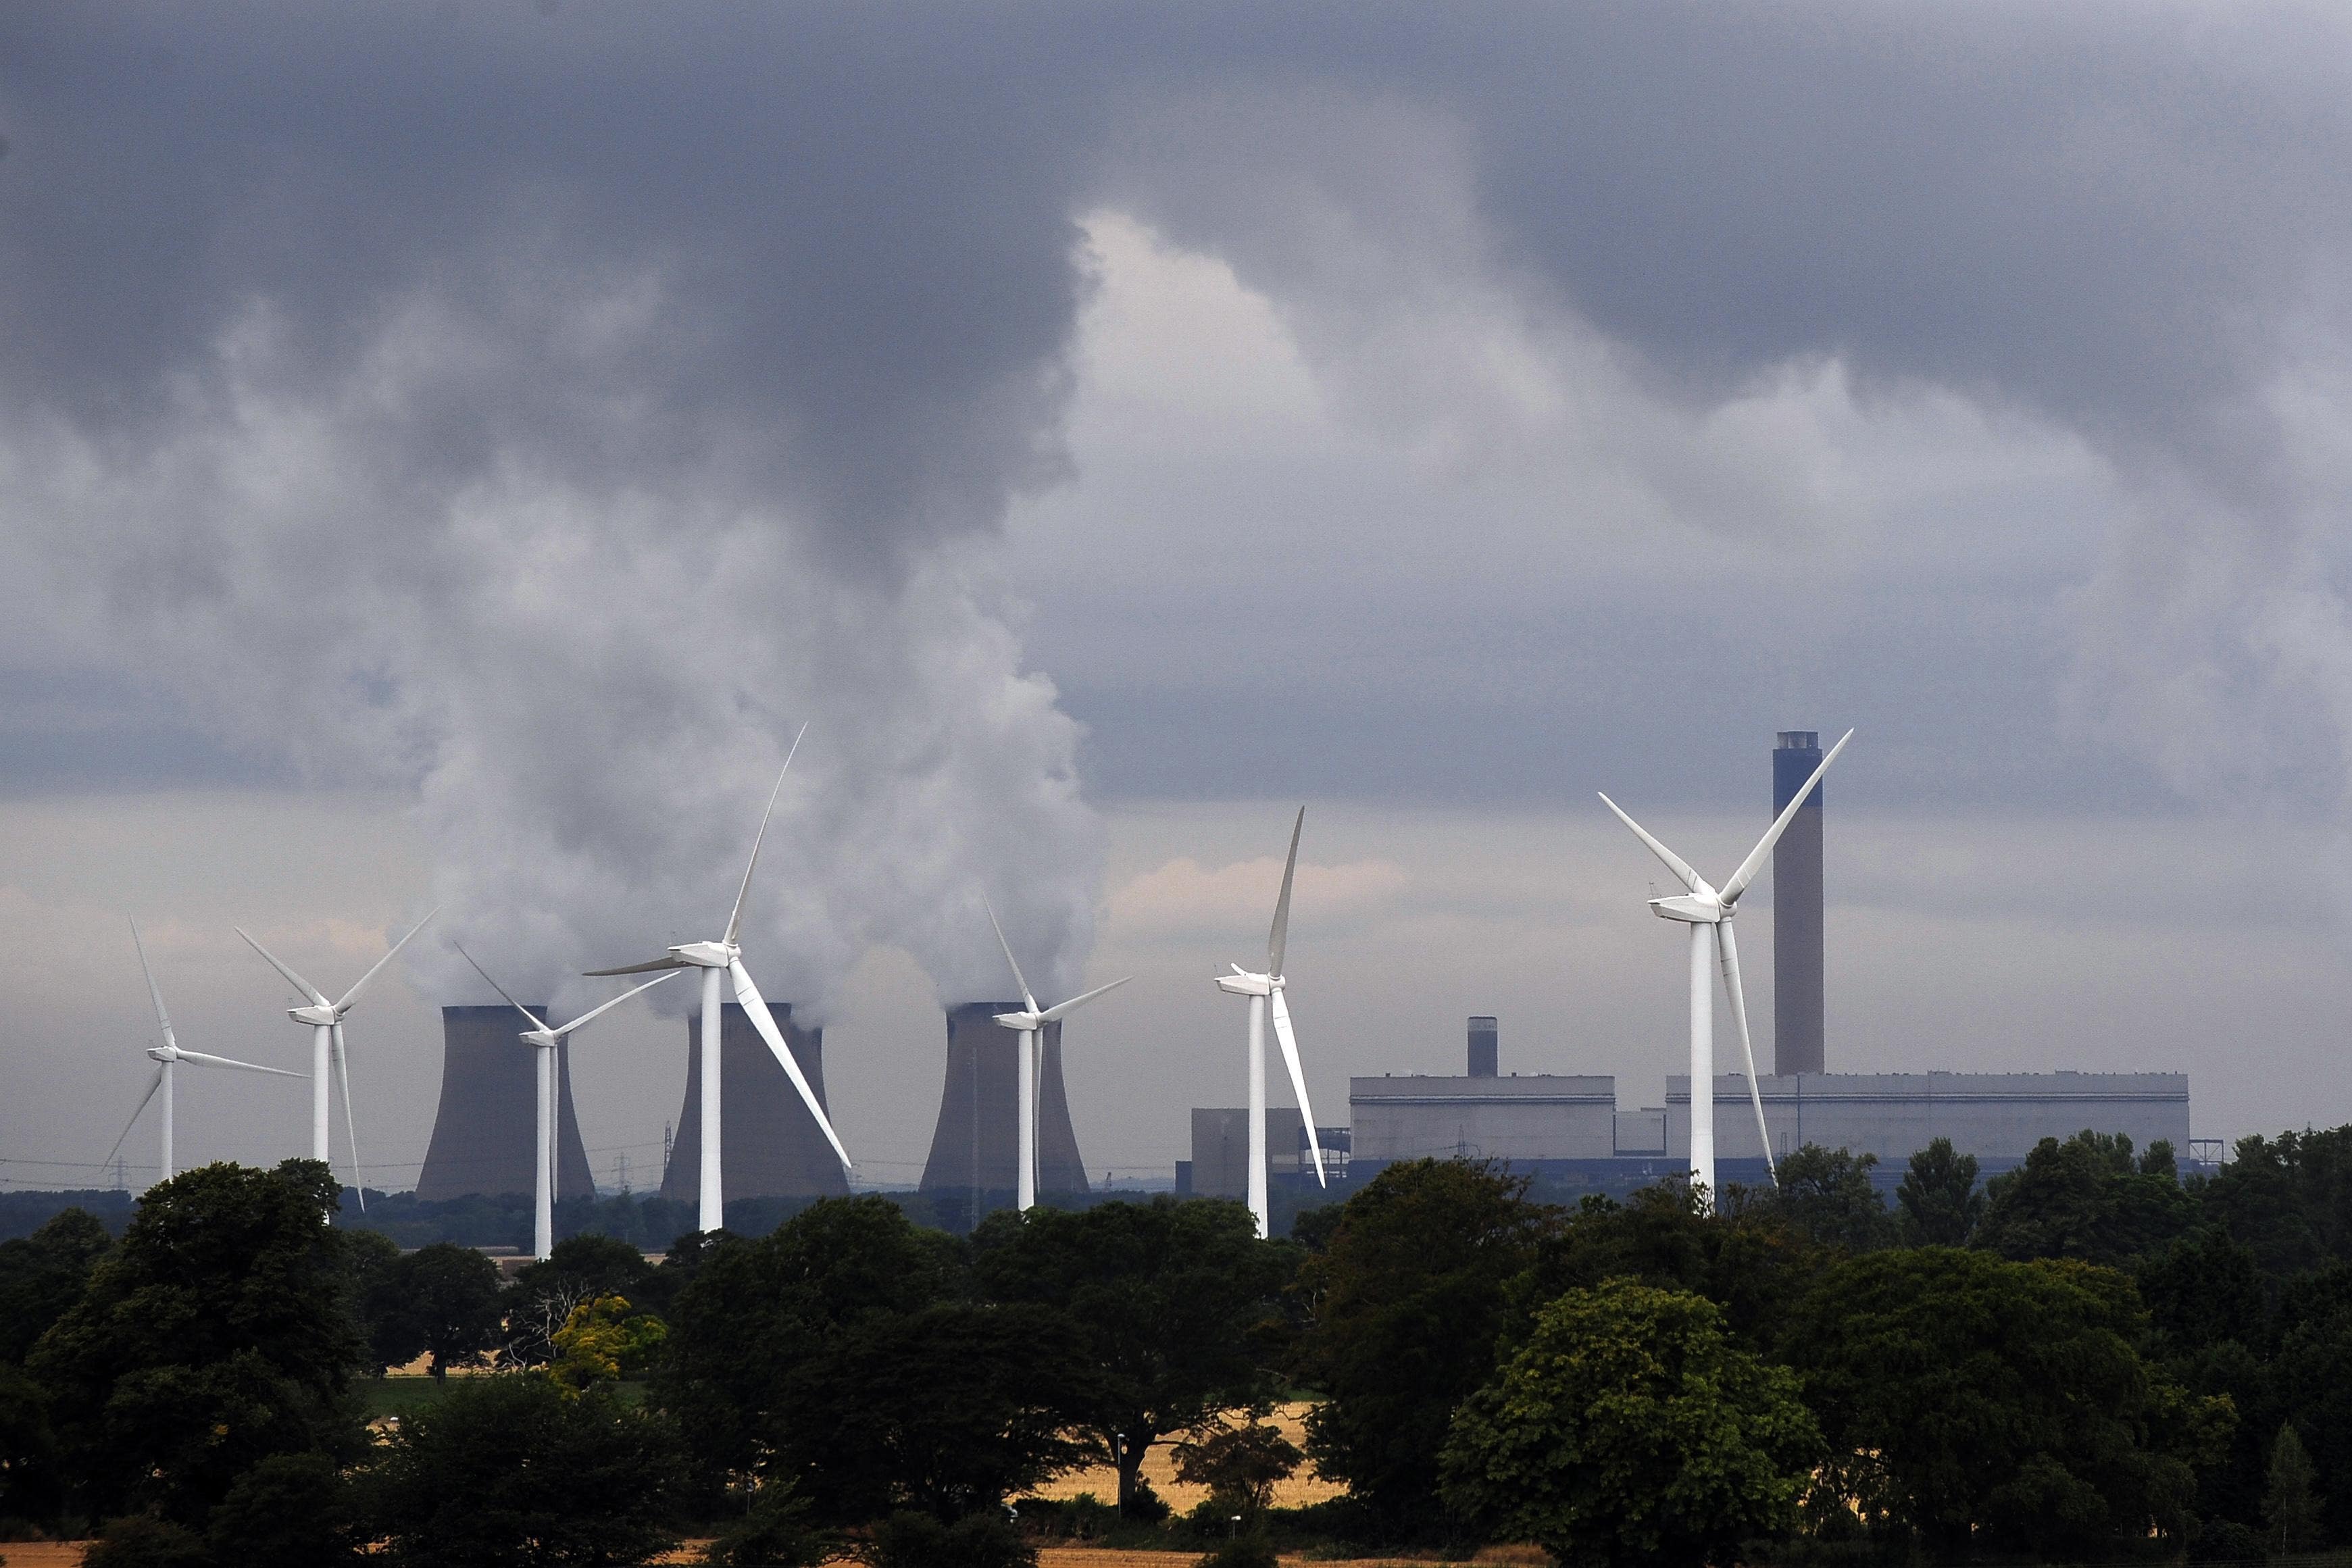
1442;1280;1822;1567
11;1124;2352;1562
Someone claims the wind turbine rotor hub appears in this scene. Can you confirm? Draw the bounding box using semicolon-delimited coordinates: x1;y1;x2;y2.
1648;894;1727;924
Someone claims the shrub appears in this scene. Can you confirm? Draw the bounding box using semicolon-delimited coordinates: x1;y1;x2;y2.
861;1509;1034;1568
364;1373;684;1566
1193;1535;1279;1568
207;1450;358;1567
702;1480;834;1566
80;1513;208;1568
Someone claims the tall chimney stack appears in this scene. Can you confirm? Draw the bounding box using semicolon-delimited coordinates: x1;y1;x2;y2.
1468;1016;1499;1078
1772;731;1826;1076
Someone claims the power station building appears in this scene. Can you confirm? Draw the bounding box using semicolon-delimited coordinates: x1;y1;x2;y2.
1665;1071;2193;1167
918;1003;1090;1208
659;1003;849;1200
1773;730;1827;1076
416;1005;595;1201
1351;1021;1616;1163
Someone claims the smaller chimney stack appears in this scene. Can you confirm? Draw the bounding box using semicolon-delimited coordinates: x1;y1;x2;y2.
1468;1016;1499;1078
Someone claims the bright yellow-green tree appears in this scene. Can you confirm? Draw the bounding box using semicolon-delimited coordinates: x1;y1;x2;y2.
548;1294;666;1394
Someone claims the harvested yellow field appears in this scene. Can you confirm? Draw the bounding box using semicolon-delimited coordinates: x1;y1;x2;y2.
0;1545;88;1568
1041;1551;1550;1567
1022;1402;1348;1513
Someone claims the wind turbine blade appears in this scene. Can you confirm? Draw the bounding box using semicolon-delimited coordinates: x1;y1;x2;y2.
726;723;808;947
453;942;551;1033
1596;794;1706;894
982;893;1039;1015
583;955;690;977
334;905;441;1013
178;1050;303;1078
1268;988;1326;1187
1268;807;1304;976
550;969;682;1037
1720;728;1855;907
130;918;176;1051
236;928;331;1009
1039;975;1131;1023
105;1067;166;1166
729;959;853;1170
332;1023;366;1211
1716;923;1776;1186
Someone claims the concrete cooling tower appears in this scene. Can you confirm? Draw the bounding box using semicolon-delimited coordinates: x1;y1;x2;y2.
416;1005;594;1201
658;1002;849;1200
918;1003;1089;1204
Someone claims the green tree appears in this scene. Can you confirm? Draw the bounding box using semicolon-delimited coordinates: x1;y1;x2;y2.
2199;1126;2352;1274
656;1196;964;1481
26;1160;369;1525
366;1241;505;1380
2263;1423;2324;1554
362;1373;683;1567
1295;1159;1554;1532
2270;1268;2352;1544
1973;1130;2192;1265
971;1196;1291;1516
1895;1137;1982;1246
1764;1144;1893;1250
1783;1246;2229;1555
776;1300;1097;1523
1441;1280;1820;1567
207;1450;360;1567
505;1234;658;1365
0;1208;112;1364
1172;1418;1301;1518
1520;1182;1813;1355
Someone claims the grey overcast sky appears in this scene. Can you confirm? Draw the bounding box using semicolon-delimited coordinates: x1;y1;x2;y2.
7;1;2352;1189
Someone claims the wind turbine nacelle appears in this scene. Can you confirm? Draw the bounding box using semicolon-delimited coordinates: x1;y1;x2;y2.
993;1011;1043;1030
288;1004;339;1026
146;1046;174;1063
669;941;735;968
1216;971;1272;997
521;1030;560;1049
1649;894;1726;924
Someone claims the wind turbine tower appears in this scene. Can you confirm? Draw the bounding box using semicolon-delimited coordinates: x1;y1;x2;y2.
236;907;440;1204
110;919;304;1183
585;726;850;1234
982;896;1129;1212
1213;808;1328;1238
1598;730;1850;1205
456;944;677;1260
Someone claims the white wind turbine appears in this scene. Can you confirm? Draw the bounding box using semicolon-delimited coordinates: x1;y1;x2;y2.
1213;807;1328;1239
584;726;849;1234
236;906;441;1208
983;896;1130;1213
1598;728;1852;1207
455;942;680;1261
107;918;305;1184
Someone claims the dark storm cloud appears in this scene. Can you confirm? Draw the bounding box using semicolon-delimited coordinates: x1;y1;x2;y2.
3;0;2349;1002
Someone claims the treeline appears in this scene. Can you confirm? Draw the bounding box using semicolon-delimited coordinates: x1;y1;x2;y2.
4;1128;2352;1565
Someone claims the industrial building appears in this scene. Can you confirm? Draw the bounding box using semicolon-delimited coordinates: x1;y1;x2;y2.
1666;1071;2193;1167
416;1005;593;1201
918;1003;1089;1205
1335;1013;2193;1186
1772;730;1827;1076
659;1002;849;1201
